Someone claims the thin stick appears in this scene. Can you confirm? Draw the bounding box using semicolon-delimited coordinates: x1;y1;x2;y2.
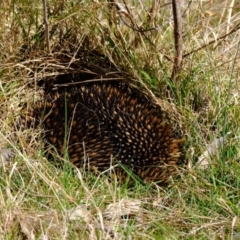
226;0;235;35
171;0;183;81
183;23;240;58
42;0;51;54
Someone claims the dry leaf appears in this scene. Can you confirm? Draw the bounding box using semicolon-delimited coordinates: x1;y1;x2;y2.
197;133;230;169
104;199;141;220
67;204;91;222
18;215;36;240
152;198;163;207
0;148;14;166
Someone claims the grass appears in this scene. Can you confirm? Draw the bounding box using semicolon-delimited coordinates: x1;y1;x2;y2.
0;0;240;239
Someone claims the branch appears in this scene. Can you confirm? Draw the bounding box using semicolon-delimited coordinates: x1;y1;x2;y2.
184;23;240;58
42;0;51;54
111;0;173;63
171;0;183;81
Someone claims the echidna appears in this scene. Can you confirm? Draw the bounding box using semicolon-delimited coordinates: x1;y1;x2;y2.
26;80;185;184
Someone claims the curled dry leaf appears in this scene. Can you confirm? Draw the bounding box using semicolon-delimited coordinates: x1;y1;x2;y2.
197;133;230;169
104;199;141;220
18;215;36;240
152;197;163;207
112;1;128;15
67;204;91;222
0;148;14;166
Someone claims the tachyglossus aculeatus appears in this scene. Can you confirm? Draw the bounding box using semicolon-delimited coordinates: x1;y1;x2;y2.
28;80;185;184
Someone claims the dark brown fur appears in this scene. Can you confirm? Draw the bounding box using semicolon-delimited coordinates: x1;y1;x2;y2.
30;81;185;184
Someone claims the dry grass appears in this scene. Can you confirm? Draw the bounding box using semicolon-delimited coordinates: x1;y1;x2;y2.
0;0;240;239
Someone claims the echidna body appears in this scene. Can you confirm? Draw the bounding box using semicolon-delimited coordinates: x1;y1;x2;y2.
32;81;184;184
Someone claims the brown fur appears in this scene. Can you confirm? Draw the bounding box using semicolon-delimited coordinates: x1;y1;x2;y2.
28;81;185;184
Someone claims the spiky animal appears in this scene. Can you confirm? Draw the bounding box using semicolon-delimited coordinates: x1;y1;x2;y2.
29;80;184;184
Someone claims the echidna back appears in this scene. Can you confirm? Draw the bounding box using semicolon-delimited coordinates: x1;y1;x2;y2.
32;81;184;184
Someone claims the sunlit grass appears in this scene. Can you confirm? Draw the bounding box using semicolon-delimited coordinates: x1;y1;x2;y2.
0;0;239;239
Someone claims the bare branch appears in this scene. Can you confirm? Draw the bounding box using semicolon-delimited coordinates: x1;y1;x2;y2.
183;23;240;58
171;0;183;81
42;0;51;54
111;0;173;63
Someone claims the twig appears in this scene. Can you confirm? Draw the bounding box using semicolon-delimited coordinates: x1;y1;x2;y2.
111;0;172;63
42;0;51;54
183;23;240;58
226;0;235;34
171;0;183;81
113;1;169;33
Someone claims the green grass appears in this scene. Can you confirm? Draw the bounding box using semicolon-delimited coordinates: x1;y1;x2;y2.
0;0;240;239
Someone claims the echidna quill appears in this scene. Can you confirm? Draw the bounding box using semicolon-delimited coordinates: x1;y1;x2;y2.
25;80;185;184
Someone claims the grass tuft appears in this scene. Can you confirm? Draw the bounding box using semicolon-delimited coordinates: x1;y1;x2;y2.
0;0;240;238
